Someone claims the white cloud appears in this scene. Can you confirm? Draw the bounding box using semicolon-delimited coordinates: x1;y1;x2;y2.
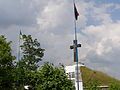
37;1;75;37
91;4;112;24
82;21;120;79
0;0;120;79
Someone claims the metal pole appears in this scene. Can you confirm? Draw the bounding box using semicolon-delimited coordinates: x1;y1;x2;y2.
73;0;77;40
71;0;80;90
73;1;79;90
17;30;22;89
18;31;20;61
75;40;79;90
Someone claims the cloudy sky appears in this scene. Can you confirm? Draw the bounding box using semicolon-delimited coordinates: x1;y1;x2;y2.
0;0;120;79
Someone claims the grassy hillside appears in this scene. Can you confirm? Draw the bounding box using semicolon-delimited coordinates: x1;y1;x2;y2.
80;66;120;86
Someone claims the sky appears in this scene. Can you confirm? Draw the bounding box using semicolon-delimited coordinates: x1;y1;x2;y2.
0;0;120;79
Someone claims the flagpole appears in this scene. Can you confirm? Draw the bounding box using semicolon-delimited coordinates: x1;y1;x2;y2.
70;1;82;90
75;22;80;90
73;0;79;90
18;30;21;61
18;30;22;61
16;30;21;89
74;11;79;90
74;18;77;40
73;0;77;40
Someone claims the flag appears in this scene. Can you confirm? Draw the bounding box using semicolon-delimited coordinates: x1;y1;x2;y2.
74;3;79;20
19;30;22;39
20;30;22;35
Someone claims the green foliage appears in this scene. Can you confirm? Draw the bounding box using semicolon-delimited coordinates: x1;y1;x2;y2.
0;32;72;90
19;34;44;71
15;62;75;90
16;34;74;90
0;35;15;90
35;63;75;90
109;82;120;90
16;34;44;89
84;79;100;90
81;66;120;88
2;34;120;90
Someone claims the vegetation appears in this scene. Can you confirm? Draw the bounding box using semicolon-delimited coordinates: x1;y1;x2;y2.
0;35;74;90
81;66;120;89
0;34;120;90
36;63;75;90
109;82;120;90
19;34;45;71
0;35;15;90
16;34;45;89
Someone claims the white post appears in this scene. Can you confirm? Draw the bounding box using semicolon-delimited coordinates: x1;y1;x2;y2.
75;64;83;90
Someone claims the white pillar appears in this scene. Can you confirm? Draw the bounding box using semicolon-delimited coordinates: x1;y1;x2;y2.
75;64;83;90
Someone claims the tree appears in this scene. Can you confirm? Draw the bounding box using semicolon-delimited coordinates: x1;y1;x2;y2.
35;63;75;90
16;34;44;89
0;35;15;90
0;35;74;90
19;34;44;71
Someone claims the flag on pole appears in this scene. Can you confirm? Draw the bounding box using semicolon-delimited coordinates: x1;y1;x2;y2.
19;30;22;39
74;3;79;20
20;30;22;35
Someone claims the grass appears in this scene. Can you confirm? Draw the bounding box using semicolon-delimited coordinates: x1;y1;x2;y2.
80;66;120;86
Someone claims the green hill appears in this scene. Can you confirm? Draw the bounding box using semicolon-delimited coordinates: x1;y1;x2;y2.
80;66;120;86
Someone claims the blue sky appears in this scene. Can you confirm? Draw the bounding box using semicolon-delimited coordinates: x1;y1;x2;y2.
84;0;120;26
91;0;120;3
110;9;120;22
